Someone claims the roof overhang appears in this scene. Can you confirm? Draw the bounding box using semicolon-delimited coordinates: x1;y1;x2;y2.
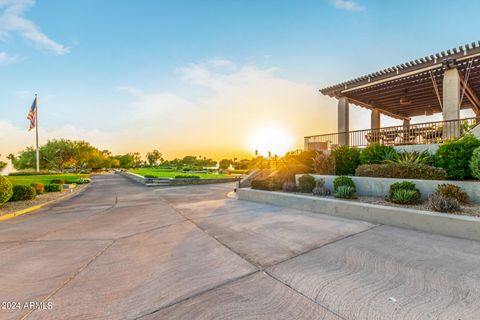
320;41;480;118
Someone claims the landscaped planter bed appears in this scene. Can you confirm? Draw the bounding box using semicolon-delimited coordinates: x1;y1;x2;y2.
119;171;239;187
237;188;480;241
296;174;480;203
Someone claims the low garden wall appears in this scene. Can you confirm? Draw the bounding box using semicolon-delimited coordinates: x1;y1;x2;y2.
237;188;480;241
119;171;239;187
295;174;480;204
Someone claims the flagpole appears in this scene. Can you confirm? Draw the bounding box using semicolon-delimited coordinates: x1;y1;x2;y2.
35;94;39;172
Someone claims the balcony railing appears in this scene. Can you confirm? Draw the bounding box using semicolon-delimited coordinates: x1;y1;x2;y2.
304;117;480;150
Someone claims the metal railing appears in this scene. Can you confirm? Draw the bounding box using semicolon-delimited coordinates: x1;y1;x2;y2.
304;117;480;150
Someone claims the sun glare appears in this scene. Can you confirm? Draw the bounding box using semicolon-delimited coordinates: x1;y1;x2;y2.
248;126;293;157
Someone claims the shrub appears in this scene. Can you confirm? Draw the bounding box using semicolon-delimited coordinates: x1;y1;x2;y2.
435;134;480;180
360;143;398;165
333;176;356;192
433;184;469;204
0;176;13;206
429;194;460;213
355;163;447;180
69;178;91;184
331;146;361;175
30;182;45;194
470;146;480;180
45;184;62;192
334;185;356;199
385;151;434;165
390;189;421;205
312;153;336;175
313;178;331;196
50;179;65;185
282;181;297;192
388;181;420;204
144;175;157;178
10;185;36;201
174;175;200;179
298;174;316;193
251;177;282;191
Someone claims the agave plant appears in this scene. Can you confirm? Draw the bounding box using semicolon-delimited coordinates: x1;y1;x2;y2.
384;151;433;165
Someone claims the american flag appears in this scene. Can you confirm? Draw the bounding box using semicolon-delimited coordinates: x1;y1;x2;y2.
27;97;37;131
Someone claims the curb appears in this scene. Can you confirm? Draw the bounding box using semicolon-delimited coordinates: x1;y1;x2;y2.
0;184;90;222
237;188;480;242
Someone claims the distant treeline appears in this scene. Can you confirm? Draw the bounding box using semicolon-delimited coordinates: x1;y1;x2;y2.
4;139;256;172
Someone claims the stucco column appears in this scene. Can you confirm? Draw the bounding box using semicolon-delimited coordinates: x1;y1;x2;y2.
442;68;461;139
371;110;381;129
403;119;411;144
338;97;349;146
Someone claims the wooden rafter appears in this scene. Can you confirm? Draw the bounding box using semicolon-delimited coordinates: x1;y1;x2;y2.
460;74;480;116
346;97;411;121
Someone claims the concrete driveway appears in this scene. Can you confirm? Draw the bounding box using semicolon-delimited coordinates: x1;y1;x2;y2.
0;174;479;320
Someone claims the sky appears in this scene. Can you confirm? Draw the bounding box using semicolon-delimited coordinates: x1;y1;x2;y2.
1;0;480;160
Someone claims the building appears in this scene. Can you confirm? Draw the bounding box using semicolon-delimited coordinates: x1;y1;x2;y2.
306;41;480;151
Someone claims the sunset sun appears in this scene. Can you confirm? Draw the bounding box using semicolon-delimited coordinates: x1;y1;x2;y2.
248;126;293;157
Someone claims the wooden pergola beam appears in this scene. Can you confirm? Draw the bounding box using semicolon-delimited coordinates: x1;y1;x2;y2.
460;75;480;116
345;97;411;121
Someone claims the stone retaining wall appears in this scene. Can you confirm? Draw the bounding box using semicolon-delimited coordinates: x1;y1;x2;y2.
296;174;480;203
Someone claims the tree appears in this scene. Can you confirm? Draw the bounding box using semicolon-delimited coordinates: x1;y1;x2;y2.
219;159;233;170
132;152;142;166
12;139;110;171
111;153;136;168
146;150;163;166
181;156;197;166
0;154;6;171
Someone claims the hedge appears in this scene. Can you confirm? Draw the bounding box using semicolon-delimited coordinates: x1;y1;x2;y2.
434;134;480;180
0;176;13;206
331;146;361;175
45;184;62;192
10;185;36;201
174;175;200;179
355;163;447;180
251;177;282;191
50;179;66;185
8;171;56;176
470;146;480;179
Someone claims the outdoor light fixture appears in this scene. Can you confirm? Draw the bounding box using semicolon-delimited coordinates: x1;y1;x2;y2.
400;89;412;105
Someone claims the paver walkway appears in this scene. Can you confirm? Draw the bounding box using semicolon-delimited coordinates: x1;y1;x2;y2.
0;174;479;319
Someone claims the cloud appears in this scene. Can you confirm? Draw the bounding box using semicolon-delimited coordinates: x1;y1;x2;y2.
329;0;365;12
119;60;335;158
2;59;336;160
0;0;69;54
0;51;19;64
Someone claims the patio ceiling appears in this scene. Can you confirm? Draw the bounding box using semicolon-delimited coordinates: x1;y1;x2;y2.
320;41;480;119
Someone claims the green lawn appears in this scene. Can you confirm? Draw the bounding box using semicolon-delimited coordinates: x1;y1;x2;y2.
7;174;90;186
129;168;237;179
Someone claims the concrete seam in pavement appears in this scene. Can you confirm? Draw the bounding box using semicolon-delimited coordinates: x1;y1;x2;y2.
263;271;349;320
154;193;261;269
134;270;260;320
25;193;119;243
21;240;116;320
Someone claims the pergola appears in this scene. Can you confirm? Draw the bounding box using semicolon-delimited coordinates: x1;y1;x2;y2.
311;41;480;148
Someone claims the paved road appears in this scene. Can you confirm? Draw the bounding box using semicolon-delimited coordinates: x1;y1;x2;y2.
0;174;479;320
